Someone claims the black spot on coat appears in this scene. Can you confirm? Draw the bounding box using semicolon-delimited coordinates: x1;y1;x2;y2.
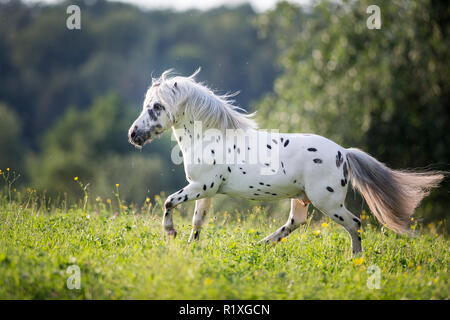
336;151;343;168
148;109;158;121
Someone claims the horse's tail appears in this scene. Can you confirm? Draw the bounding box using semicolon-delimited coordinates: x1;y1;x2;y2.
346;148;444;234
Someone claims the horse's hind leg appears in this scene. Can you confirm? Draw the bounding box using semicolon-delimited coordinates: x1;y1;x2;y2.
259;199;308;244
324;205;363;256
188;198;211;242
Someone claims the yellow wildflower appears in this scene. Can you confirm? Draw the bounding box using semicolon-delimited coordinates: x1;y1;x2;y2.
116;183;119;187
353;257;364;266
313;230;321;236
74;176;78;181
321;222;328;228
204;278;213;286
106;198;111;204
280;237;287;242
417;266;422;271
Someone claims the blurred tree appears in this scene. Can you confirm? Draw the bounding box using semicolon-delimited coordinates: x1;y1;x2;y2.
255;0;449;223
0;103;24;170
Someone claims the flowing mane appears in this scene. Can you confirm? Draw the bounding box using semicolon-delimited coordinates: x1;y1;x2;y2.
152;68;258;130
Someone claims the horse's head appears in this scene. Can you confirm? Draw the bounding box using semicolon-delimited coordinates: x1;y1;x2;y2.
128;78;178;148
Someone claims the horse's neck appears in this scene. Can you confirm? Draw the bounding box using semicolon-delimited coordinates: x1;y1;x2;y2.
172;116;194;143
172;115;206;153
172;113;239;155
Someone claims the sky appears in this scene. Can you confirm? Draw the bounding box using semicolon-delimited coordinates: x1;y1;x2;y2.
23;0;312;12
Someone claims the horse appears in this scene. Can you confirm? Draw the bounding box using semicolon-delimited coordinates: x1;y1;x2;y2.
128;68;444;256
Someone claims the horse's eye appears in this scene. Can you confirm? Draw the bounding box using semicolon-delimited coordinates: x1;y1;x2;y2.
153;103;163;111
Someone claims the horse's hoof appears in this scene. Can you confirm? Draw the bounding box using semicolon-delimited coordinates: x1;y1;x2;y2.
166;229;177;238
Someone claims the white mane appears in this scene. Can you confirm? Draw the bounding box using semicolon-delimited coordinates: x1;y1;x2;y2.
151;68;258;130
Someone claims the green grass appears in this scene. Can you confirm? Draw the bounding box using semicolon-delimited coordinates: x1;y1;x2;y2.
0;189;448;299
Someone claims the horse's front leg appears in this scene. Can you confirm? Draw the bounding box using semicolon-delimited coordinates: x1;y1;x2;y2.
163;182;216;238
188;198;212;242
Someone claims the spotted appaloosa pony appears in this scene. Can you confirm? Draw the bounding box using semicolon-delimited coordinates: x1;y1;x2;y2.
128;69;444;256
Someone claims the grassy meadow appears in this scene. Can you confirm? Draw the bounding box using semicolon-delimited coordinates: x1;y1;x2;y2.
0;181;448;300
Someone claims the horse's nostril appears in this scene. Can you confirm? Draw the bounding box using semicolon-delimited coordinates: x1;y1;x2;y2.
131;131;136;138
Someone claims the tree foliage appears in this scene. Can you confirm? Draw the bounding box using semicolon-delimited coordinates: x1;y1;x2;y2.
0;103;24;170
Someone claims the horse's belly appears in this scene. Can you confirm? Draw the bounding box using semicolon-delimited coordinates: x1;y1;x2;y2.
218;177;303;201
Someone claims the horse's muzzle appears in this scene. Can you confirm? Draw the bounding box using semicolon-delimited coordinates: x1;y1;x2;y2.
129;128;150;147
